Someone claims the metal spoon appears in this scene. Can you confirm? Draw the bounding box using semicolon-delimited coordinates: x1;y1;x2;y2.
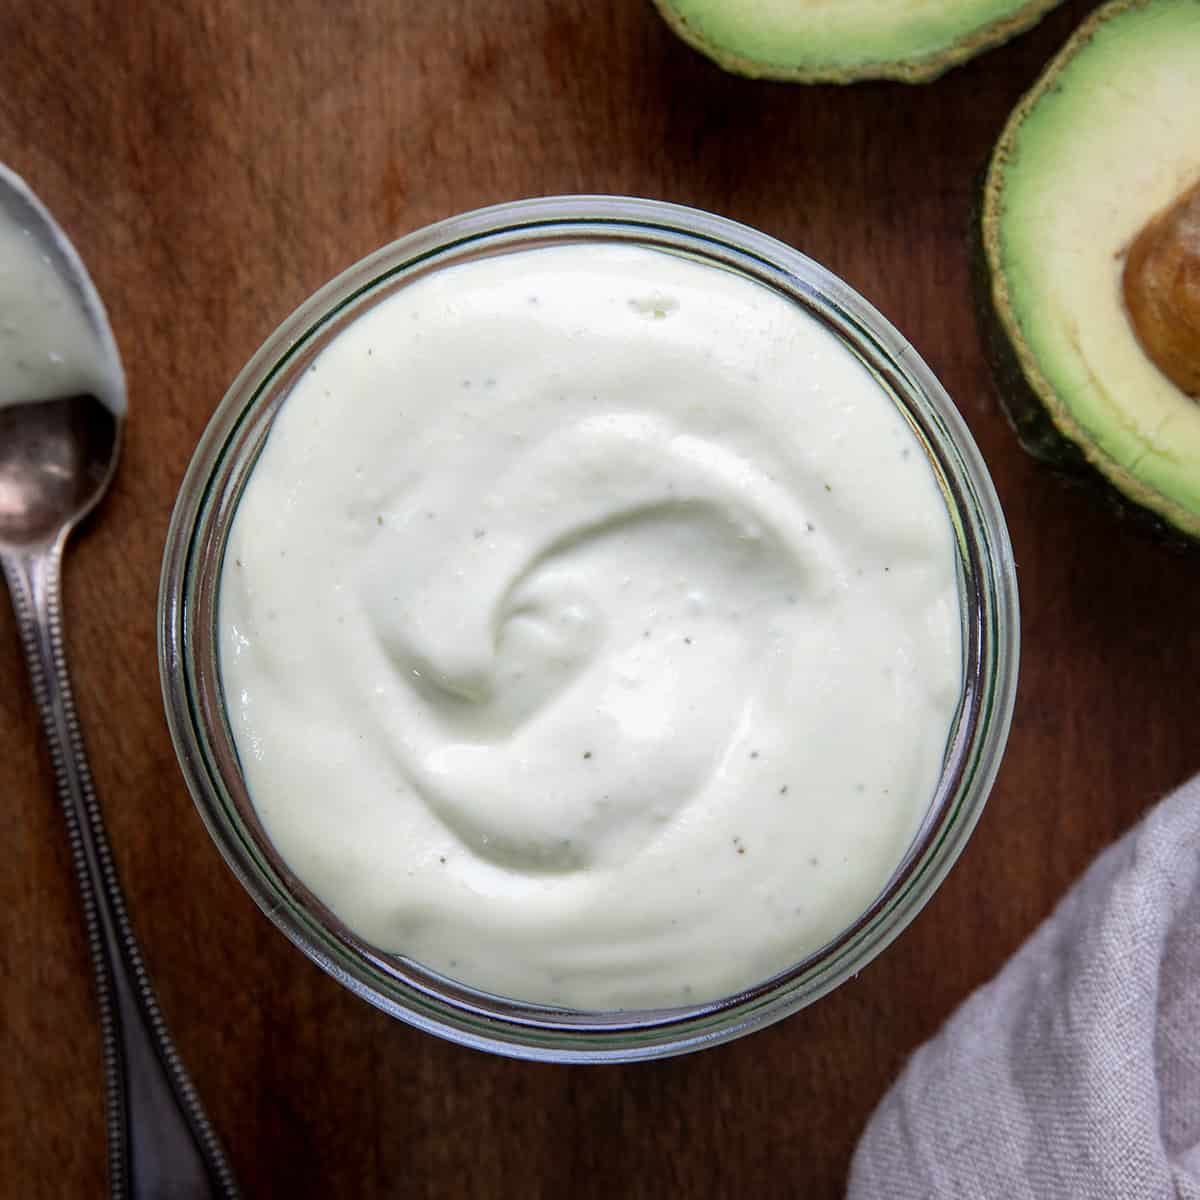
0;164;240;1200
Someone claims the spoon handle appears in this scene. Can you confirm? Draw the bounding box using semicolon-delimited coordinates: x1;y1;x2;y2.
3;543;241;1200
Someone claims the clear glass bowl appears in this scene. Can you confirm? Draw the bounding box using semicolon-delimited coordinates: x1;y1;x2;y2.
159;196;1019;1062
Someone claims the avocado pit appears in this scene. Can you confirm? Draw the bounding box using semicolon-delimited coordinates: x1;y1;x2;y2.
1123;179;1200;398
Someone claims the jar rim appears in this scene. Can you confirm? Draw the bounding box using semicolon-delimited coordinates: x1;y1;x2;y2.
158;195;1019;1062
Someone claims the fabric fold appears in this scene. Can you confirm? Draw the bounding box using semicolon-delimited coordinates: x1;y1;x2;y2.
848;776;1200;1200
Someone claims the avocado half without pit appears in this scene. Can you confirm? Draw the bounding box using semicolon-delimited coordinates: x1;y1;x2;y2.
652;0;1064;83
979;0;1200;541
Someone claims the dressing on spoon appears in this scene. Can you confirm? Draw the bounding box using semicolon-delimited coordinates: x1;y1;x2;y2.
0;184;123;412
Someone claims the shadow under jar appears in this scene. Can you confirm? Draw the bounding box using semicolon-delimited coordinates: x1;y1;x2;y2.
159;196;1019;1062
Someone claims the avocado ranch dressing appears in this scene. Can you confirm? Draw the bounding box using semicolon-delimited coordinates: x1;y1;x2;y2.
219;243;963;1010
0;189;123;413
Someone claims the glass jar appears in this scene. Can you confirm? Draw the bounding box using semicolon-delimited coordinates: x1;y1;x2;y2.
158;196;1019;1062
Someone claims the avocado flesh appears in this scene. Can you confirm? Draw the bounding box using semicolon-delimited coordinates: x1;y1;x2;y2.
984;0;1200;537
654;0;1063;82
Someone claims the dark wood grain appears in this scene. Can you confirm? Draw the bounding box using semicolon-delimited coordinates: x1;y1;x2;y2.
2;2;1197;1197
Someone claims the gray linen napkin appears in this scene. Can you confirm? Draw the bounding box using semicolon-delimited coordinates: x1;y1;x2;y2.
848;775;1200;1200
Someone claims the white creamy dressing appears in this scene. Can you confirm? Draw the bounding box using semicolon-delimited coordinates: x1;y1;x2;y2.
220;243;963;1009
0;177;124;413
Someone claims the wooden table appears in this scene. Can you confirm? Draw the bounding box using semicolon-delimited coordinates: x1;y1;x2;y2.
3;3;1197;1195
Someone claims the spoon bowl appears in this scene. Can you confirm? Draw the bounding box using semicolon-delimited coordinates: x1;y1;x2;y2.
0;395;118;547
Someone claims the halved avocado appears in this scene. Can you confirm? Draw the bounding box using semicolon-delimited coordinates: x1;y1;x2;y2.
980;0;1200;541
652;0;1064;83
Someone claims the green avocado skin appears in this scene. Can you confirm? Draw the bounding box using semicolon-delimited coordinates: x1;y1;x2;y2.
970;206;1089;473
652;0;1065;83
